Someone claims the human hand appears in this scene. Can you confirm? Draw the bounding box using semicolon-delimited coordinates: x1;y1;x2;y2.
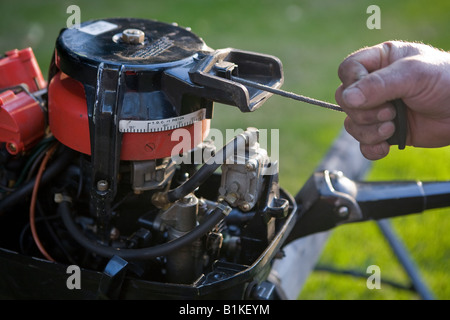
335;41;450;160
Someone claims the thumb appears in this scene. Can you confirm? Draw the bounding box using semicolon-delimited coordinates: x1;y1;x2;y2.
342;58;415;109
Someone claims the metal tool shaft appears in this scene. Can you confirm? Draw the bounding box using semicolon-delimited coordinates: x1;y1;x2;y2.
230;76;344;112
231;75;407;149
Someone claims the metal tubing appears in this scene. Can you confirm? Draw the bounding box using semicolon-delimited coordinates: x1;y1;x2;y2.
376;219;435;300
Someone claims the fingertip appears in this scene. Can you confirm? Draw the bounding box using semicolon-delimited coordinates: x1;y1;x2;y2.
360;142;390;160
335;84;345;107
337;57;369;86
343;115;352;130
377;105;396;122
378;121;395;138
342;86;367;107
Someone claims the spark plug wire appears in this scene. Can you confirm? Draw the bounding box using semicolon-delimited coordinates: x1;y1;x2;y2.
29;142;59;262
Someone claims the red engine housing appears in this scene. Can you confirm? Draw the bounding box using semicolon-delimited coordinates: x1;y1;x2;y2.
48;72;210;161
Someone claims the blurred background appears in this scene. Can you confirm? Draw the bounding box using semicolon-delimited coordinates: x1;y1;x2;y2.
0;0;449;299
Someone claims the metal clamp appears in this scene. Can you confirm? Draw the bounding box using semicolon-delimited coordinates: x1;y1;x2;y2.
316;170;363;223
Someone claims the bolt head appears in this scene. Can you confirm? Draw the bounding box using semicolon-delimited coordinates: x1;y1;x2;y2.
182;194;195;204
122;28;145;44
337;206;349;218
109;227;120;240
97;180;109;191
245;159;257;171
225;192;238;205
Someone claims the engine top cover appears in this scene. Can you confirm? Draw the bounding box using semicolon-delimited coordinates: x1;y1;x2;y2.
55;18;211;84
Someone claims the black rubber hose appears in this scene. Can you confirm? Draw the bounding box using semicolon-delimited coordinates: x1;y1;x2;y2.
0;147;74;213
167;162;221;203
59;199;229;260
167;131;250;203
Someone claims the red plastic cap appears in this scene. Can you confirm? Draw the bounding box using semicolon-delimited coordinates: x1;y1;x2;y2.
0;48;46;92
0;90;46;155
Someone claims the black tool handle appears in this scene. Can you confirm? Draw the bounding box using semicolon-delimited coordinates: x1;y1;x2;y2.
387;99;408;149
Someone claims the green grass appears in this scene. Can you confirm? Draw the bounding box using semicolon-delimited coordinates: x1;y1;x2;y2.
1;0;449;300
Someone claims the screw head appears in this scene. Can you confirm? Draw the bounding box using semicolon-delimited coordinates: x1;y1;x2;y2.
6;142;17;154
97;180;109;191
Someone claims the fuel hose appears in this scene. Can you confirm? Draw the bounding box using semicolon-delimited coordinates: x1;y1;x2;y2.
59;198;230;260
